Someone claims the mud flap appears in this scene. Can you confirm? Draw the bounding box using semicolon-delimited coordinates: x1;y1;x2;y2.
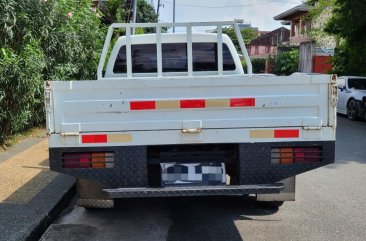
256;176;295;202
76;178;114;208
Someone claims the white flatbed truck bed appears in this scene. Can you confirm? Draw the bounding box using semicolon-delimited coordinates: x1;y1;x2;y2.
46;21;337;208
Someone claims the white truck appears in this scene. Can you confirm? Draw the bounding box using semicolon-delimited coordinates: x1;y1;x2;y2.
46;21;337;209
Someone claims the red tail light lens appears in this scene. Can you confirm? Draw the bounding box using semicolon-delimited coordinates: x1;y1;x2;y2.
271;147;322;164
63;152;115;168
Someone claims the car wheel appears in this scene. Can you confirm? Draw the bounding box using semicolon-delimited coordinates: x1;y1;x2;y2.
347;99;358;121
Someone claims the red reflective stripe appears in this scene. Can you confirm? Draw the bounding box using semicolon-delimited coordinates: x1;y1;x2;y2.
130;101;156;110
180;99;206;108
274;129;299;138
82;135;108;143
230;98;255;107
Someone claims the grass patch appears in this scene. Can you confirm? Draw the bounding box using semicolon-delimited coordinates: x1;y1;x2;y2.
1;126;46;152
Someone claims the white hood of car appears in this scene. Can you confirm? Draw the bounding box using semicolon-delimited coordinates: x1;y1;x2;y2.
350;89;366;100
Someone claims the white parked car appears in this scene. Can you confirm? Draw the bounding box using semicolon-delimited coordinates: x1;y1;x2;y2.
337;76;366;120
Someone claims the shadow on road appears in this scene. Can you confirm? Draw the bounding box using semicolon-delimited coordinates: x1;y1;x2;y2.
113;195;279;241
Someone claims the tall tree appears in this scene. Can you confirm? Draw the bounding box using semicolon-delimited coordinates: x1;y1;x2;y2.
308;0;366;76
221;27;258;49
104;0;158;24
0;0;105;143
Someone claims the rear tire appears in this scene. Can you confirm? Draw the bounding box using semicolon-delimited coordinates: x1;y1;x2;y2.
347;99;358;121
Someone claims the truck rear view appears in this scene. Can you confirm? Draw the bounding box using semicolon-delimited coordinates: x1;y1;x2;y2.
46;21;337;209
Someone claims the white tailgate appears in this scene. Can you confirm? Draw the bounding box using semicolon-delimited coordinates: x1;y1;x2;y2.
49;75;332;134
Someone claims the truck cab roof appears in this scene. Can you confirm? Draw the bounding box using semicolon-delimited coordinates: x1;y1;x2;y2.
105;33;244;78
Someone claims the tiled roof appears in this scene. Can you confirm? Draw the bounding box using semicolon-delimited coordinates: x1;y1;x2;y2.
249;27;290;46
273;4;310;20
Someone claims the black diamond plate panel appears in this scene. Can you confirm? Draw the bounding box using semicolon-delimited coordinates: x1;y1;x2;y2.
239;141;335;184
49;146;147;187
103;184;284;198
49;141;335;189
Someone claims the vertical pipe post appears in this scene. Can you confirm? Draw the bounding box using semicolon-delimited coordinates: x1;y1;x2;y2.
132;0;138;34
173;0;176;33
126;27;132;78
187;24;193;76
156;25;163;77
217;24;223;75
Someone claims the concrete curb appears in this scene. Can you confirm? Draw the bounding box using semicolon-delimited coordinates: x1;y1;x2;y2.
25;183;75;241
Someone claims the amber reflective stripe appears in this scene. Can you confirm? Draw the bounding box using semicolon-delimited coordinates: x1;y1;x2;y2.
250;130;274;138
107;134;132;143
156;100;180;109
205;99;230;108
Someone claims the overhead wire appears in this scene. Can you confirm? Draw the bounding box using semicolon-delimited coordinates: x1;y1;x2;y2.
162;0;301;9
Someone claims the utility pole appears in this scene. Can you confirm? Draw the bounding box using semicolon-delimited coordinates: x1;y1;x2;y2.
157;0;162;18
132;0;138;34
173;0;176;33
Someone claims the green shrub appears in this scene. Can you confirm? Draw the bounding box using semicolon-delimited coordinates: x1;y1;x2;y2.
0;0;105;143
273;49;299;75
0;42;45;141
251;58;266;73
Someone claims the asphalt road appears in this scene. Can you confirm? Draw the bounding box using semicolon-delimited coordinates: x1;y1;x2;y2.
40;116;366;241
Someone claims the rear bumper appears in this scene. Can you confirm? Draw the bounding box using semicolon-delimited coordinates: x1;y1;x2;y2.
49;141;335;191
102;184;284;198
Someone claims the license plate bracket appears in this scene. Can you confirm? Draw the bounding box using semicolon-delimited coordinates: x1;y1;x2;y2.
160;162;226;187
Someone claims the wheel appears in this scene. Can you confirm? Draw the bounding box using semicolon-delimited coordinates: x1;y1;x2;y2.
347;99;358;121
257;201;284;209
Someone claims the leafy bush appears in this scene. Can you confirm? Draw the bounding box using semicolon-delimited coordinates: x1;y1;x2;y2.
0;0;105;143
0;43;45;139
273;49;299;75
308;0;366;76
251;58;266;73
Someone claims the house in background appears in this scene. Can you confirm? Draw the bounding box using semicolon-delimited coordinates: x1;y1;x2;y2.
248;27;290;58
273;4;311;46
273;3;335;73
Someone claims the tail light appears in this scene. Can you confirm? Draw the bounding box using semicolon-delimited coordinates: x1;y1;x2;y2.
63;152;115;168
271;147;322;164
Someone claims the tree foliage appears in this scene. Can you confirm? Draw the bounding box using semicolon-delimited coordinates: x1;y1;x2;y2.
103;0;158;33
273;49;299;75
308;0;366;76
0;0;105;143
0;0;159;144
251;58;266;73
222;27;258;48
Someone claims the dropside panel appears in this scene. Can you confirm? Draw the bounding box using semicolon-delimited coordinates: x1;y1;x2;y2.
50;75;332;135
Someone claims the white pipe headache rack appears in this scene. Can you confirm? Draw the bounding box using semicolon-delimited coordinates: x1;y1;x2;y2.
97;20;253;80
